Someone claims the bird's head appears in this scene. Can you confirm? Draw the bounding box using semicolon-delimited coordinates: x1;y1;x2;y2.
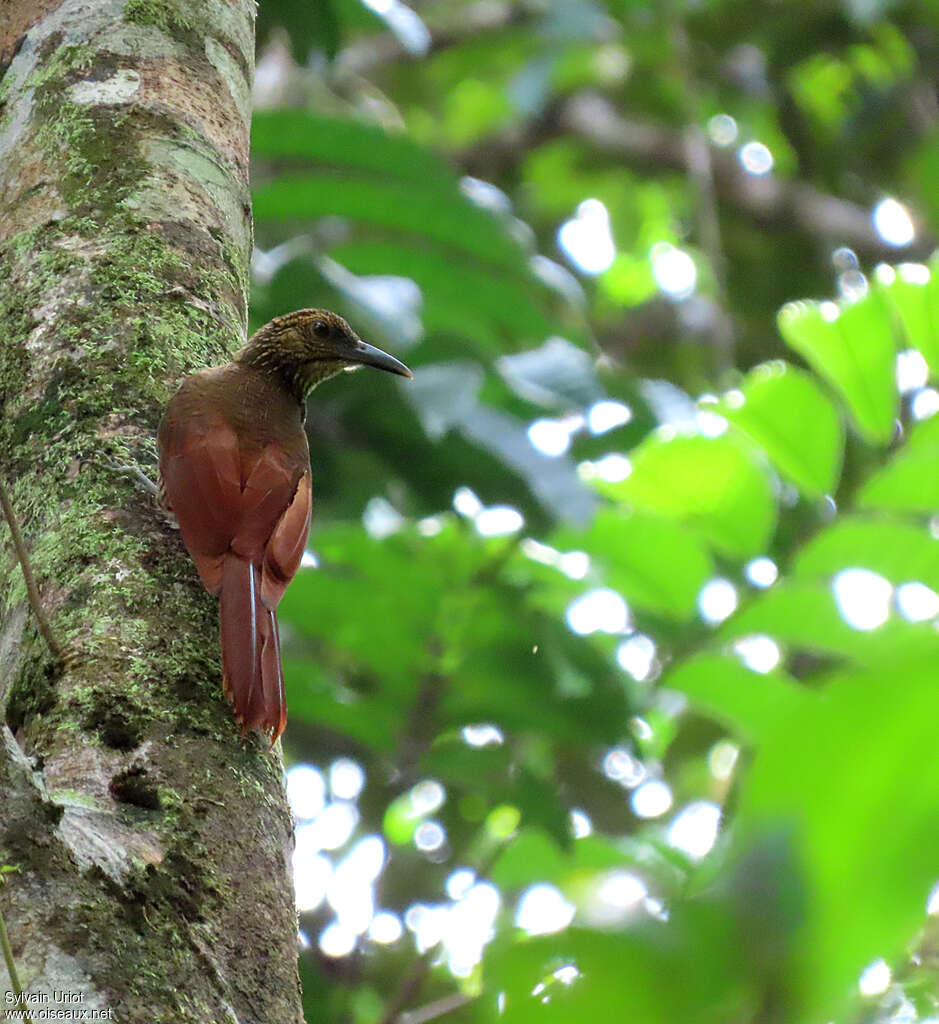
239;309;412;400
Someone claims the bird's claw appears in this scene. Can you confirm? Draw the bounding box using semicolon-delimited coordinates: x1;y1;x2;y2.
104;457;160;497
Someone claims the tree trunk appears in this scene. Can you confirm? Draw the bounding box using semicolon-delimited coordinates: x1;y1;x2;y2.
0;2;303;1021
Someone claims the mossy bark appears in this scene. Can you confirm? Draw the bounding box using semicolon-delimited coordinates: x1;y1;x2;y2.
0;2;303;1021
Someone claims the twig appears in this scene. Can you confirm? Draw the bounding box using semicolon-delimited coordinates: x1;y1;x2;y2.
556;92;933;260
0;873;33;1024
336;1;528;77
395;663;446;786
0;473;63;663
377;952;434;1024
670;8;735;377
376;826;513;1023
399;992;473;1024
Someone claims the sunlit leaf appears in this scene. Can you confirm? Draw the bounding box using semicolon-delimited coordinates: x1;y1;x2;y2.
458;404;595;524
330;240;560;351
498;337;601;409
857;448;939;512
253;174;524;270
252;111;457;187
717;581;939;666
793;515;939;590
556;509;713;620
777;294;897;444
491;828;674;890
722;362;843;496
610;433;776;558
738;660;939;1018
876;261;939;372
485;910;747;1023
665;653;809;743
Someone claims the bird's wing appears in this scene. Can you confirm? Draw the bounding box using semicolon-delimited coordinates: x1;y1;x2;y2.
159;415;307;595
261;468;312;608
159;413;243;593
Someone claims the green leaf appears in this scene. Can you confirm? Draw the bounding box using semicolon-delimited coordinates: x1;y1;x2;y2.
717;581;939;667
611;433;776;558
485;911;747;1023
857;450;939;512
498;337;601;409
330;241;559;351
793;515;939;589
253;175;524;271
557;509;713;620
457;404;595;524
738;660;939;1018
490;828;672;890
722;362;843;496
665;653;809;743
876;261;939;372
857;414;939;512
777;293;897;444
255;0;345;62
252;111;455;187
420;742;569;844
282;656;404;753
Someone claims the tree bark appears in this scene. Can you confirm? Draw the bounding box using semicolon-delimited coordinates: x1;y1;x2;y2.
0;2;303;1022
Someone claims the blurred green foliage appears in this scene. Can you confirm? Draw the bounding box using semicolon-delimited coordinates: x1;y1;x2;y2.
251;1;939;1021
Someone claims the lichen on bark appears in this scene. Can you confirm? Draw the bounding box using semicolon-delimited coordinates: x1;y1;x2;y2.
0;2;303;1022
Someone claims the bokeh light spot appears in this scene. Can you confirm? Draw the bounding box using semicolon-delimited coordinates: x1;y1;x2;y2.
745;557;778;588
858;958;891;997
734;634;781;674
516;884;575;935
616;634;657;681
833;569;892;631
873;198;914;247
739;141;773;175
896;581;939;622
631;779;673;818
566;588;630;635
651;244;697;300
698;578;738;624
287;764;326;820
667;801;721;859
558;199;616;275
329;758;365;801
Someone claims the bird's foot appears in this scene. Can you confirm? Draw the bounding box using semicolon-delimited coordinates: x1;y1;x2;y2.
104;458;159;497
104;458;178;528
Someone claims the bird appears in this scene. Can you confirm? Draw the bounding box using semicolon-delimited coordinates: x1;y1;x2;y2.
157;309;412;743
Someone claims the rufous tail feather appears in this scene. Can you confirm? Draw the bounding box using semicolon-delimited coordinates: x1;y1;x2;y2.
219;552;287;743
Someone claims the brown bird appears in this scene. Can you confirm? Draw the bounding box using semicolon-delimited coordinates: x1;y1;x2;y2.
158;309;412;743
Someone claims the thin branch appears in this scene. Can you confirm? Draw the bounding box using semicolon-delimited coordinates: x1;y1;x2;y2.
400;992;473;1024
0;877;33;1024
670;9;735;377
0;473;63;663
395;658;447;786
336;1;529;77
458;91;932;262
557;92;934;260
378;952;435;1024
376;816;513;1023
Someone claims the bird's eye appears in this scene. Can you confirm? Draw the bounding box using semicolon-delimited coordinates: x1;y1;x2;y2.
313;320;330;339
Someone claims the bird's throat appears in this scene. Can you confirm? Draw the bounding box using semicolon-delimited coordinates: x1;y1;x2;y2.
238;338;341;404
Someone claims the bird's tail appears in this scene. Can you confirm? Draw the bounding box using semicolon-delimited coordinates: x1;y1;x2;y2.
218;552;287;744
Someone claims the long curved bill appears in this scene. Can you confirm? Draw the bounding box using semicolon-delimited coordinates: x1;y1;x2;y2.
350;339;413;378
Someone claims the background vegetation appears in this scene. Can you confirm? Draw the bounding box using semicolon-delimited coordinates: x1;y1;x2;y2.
250;1;939;1020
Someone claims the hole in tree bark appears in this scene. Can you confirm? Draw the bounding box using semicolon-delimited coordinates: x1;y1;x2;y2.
110;767;161;810
83;700;142;751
